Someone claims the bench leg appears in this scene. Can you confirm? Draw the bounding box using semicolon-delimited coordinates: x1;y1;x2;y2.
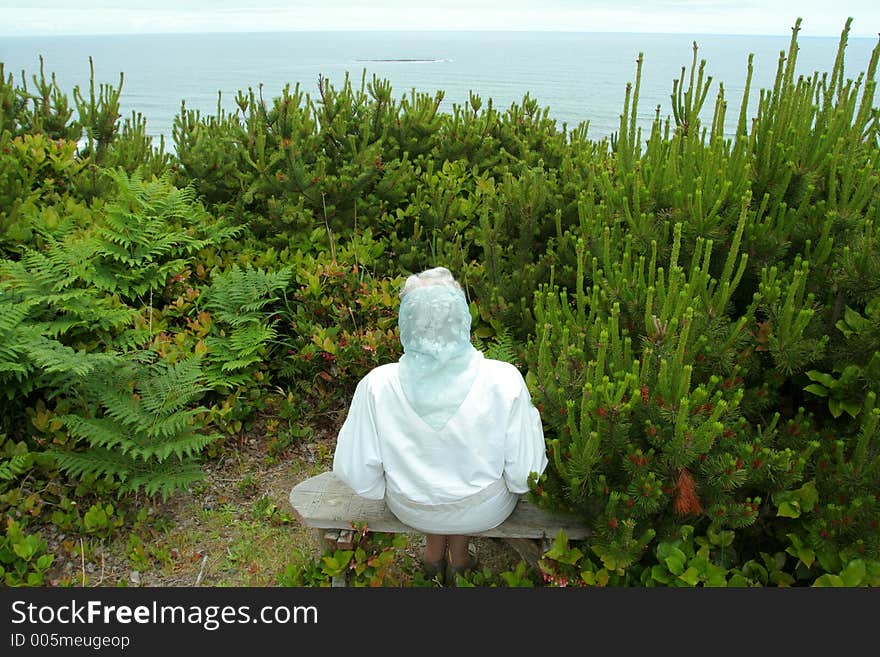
318;528;356;550
502;537;547;569
315;529;358;587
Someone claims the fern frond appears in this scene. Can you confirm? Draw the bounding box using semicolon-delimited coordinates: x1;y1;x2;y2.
230;324;277;354
203;264;292;324
219;357;263;372
0;454;33;481
61;415;129;451
0;297;38;331
50;447;132;481
137;358;207;415
478;325;520;365
126;462;206;500
128;431;219;462
99;386;147;428
201;369;253;391
141;409;205;440
25;335;119;376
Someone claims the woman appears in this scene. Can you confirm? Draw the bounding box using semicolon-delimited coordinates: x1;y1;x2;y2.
332;266;548;584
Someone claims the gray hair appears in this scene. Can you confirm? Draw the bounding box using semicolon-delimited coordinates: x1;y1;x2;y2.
399;266;463;299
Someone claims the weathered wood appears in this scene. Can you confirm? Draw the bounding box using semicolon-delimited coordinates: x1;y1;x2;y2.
289;471;589;540
502;537;549;568
321;529;340;550
336;529;355;550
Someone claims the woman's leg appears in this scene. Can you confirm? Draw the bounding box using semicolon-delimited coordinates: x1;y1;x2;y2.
446;535;473;568
423;534;447;563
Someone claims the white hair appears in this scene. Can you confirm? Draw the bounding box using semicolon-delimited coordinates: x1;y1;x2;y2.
399;266;463;299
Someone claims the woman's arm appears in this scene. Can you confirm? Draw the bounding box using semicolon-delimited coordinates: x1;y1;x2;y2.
503;375;549;494
332;377;386;499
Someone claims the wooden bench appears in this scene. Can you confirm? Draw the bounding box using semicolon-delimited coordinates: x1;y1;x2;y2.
288;471;589;584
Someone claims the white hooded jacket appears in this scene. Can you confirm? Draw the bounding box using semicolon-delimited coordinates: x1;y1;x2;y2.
332;270;548;534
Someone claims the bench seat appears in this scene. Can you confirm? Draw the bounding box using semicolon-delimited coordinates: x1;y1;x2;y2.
289;471;589;580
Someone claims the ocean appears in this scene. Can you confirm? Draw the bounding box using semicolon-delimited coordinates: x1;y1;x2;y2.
1;31;877;148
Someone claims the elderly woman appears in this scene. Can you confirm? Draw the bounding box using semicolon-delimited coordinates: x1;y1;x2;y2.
332;266;548;584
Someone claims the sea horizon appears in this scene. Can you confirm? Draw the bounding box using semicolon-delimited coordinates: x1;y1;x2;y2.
2;30;877;146
3;28;878;38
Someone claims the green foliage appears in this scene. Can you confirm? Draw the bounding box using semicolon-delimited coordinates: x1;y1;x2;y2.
277;247;404;407
51;356;220;500
472;324;521;366
0;239;135;403
201;263;292;391
806;298;880;418
5;56;80;141
249;494;294;526
0;132;87;253
526;20;879;581
812;559;880;587
83;502;124;538
0;518;55;586
88;168;238;302
73;57;122;174
277;549;331;587
277;525;410;587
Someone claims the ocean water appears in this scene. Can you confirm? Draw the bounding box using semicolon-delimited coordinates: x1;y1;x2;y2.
1;31;877;148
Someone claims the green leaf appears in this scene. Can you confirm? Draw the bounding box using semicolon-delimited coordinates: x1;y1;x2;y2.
707;527;735;548
727;574;749;587
740;561;768;584
544;530;583;565
841;560;866;587
321;550;353;578
803;384;829;397
816;547;842;575
705;565;728;587
679;566;701;586
812;574;844;587
770;571;796;586
777;500;801;518
785;534;815;568
475;326;494;339
650;565;673;584
841;400;861;418
36;554;54;570
796;481;819;511
591;545;633;572
12;535;40;561
664;549;687;576
806;371;837;387
828;398;844;419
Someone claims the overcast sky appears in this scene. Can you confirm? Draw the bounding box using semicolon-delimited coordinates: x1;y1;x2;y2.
2;1;879;37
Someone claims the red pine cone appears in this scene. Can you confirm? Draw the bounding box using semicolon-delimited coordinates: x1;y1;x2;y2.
672;467;703;516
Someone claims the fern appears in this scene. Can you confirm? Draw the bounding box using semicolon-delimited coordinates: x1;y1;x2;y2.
201;264;292;391
51;447;135;481
0;294;123;400
0;454;32;482
474;325;520;366
51;355;219;500
0;225;149;403
126;461;207;499
87;169;240;300
202;264;292;324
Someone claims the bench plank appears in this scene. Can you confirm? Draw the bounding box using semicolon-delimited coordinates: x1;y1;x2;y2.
289;471;589;540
